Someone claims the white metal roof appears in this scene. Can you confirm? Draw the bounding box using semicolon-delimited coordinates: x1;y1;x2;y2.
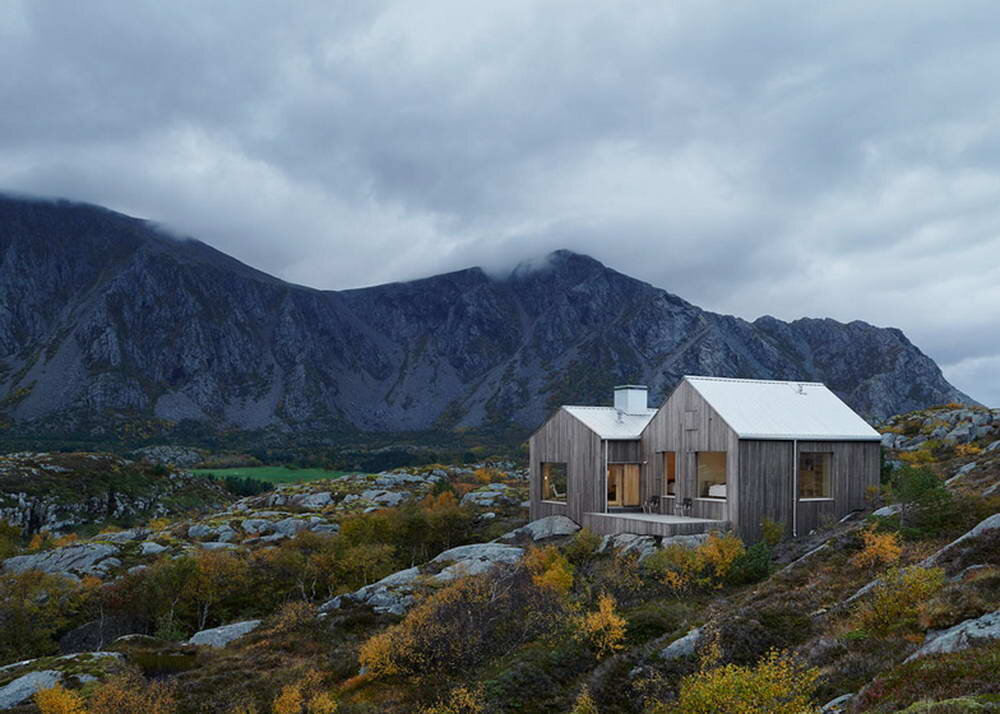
683;376;881;441
563;405;657;440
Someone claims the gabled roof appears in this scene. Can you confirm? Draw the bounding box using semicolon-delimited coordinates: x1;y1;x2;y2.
683;376;881;441
563;405;657;440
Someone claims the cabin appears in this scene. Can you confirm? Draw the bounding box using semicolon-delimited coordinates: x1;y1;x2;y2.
529;376;882;541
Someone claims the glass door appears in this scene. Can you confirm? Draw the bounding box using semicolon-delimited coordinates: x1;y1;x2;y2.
607;464;640;507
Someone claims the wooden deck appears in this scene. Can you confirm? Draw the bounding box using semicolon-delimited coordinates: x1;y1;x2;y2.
581;511;730;537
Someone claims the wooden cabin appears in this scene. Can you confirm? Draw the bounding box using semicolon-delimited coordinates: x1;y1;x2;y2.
529;377;881;541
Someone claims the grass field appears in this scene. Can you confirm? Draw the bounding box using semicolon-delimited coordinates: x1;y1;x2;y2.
191;466;354;484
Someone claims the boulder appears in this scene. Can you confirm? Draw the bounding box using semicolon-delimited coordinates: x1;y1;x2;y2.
0;670;61;709
98;528;148;543
320;567;423;616
872;504;902;518
660;627;702;660
373;472;427;488
140;541;168;556
187;620;261;648
501;515;580;542
199;542;236;551
272;517;309;538
431;543;524;567
187;524;215;540
821;693;854;713
360;489;407;507
0;652;125;709
3;543;119;578
241;518;273;535
599;533;661;561
985;440;1000;453
905;609;1000;662
290;492;333;509
945;424;974;443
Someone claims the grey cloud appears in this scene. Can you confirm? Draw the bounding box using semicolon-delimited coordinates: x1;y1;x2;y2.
1;0;998;405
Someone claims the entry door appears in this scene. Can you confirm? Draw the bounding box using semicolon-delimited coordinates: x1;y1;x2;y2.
608;464;641;507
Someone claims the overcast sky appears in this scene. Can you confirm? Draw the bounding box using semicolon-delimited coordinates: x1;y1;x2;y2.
2;1;998;406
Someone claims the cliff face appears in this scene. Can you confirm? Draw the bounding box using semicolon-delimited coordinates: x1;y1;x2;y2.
0;195;975;435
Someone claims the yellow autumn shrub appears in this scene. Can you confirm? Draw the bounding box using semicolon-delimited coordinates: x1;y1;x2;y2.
850;526;902;571
569;686;600;714
643;531;746;591
272;670;337;714
524;545;574;595
88;672;177;714
420;685;486;714
670;649;820;714
698;532;745;582
577;593;627;658
853;566;947;636
35;684;86;714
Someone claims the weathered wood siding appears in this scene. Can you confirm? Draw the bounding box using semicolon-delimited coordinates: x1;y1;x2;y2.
607;440;642;463
737;439;881;542
529;408;605;522
641;380;740;524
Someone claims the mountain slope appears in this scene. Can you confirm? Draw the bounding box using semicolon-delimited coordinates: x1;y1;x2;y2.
0;195;975;435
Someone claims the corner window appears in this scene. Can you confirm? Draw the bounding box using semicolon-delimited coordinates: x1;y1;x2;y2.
663;452;677;496
696;452;727;499
799;452;832;499
541;462;567;502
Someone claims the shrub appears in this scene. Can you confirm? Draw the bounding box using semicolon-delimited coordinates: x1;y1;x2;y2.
563;528;602;564
899;449;934;465
853;566;947;636
576;593;627;658
642;532;747;592
850;527;902;571
569;686;599;714
0;570;84;662
760;518;784;546
271;670;336;714
955;444;982;458
0;520;20;559
359;566;565;678
726;542;772;586
420;685;486;714
35;684;86;714
699;532;745;582
890;466;958;536
644;543;702;593
524;545;574;595
666;649;820;714
88;672;177;714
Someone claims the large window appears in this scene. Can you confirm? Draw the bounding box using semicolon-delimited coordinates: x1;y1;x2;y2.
663;452;677;496
696;452;727;499
799;452;832;499
541;462;568;502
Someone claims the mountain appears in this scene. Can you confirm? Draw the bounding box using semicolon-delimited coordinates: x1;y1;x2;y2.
0;195;976;437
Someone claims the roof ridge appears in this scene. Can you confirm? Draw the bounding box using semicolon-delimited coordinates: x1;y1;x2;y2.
684;375;825;386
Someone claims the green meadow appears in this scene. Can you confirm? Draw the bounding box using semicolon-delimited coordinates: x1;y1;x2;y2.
191;466;353;484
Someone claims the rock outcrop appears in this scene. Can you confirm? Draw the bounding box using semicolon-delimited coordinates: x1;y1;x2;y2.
905;609;1000;662
187;620;262;648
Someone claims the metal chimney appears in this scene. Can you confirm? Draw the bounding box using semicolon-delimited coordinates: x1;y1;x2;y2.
613;385;649;415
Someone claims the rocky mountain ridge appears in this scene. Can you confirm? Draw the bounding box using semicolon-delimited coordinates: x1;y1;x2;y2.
0;195;976;437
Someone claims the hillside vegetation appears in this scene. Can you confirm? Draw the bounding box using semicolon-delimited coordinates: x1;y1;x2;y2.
0;406;997;712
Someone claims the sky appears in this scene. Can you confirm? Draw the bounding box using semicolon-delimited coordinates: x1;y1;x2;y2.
1;1;998;406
